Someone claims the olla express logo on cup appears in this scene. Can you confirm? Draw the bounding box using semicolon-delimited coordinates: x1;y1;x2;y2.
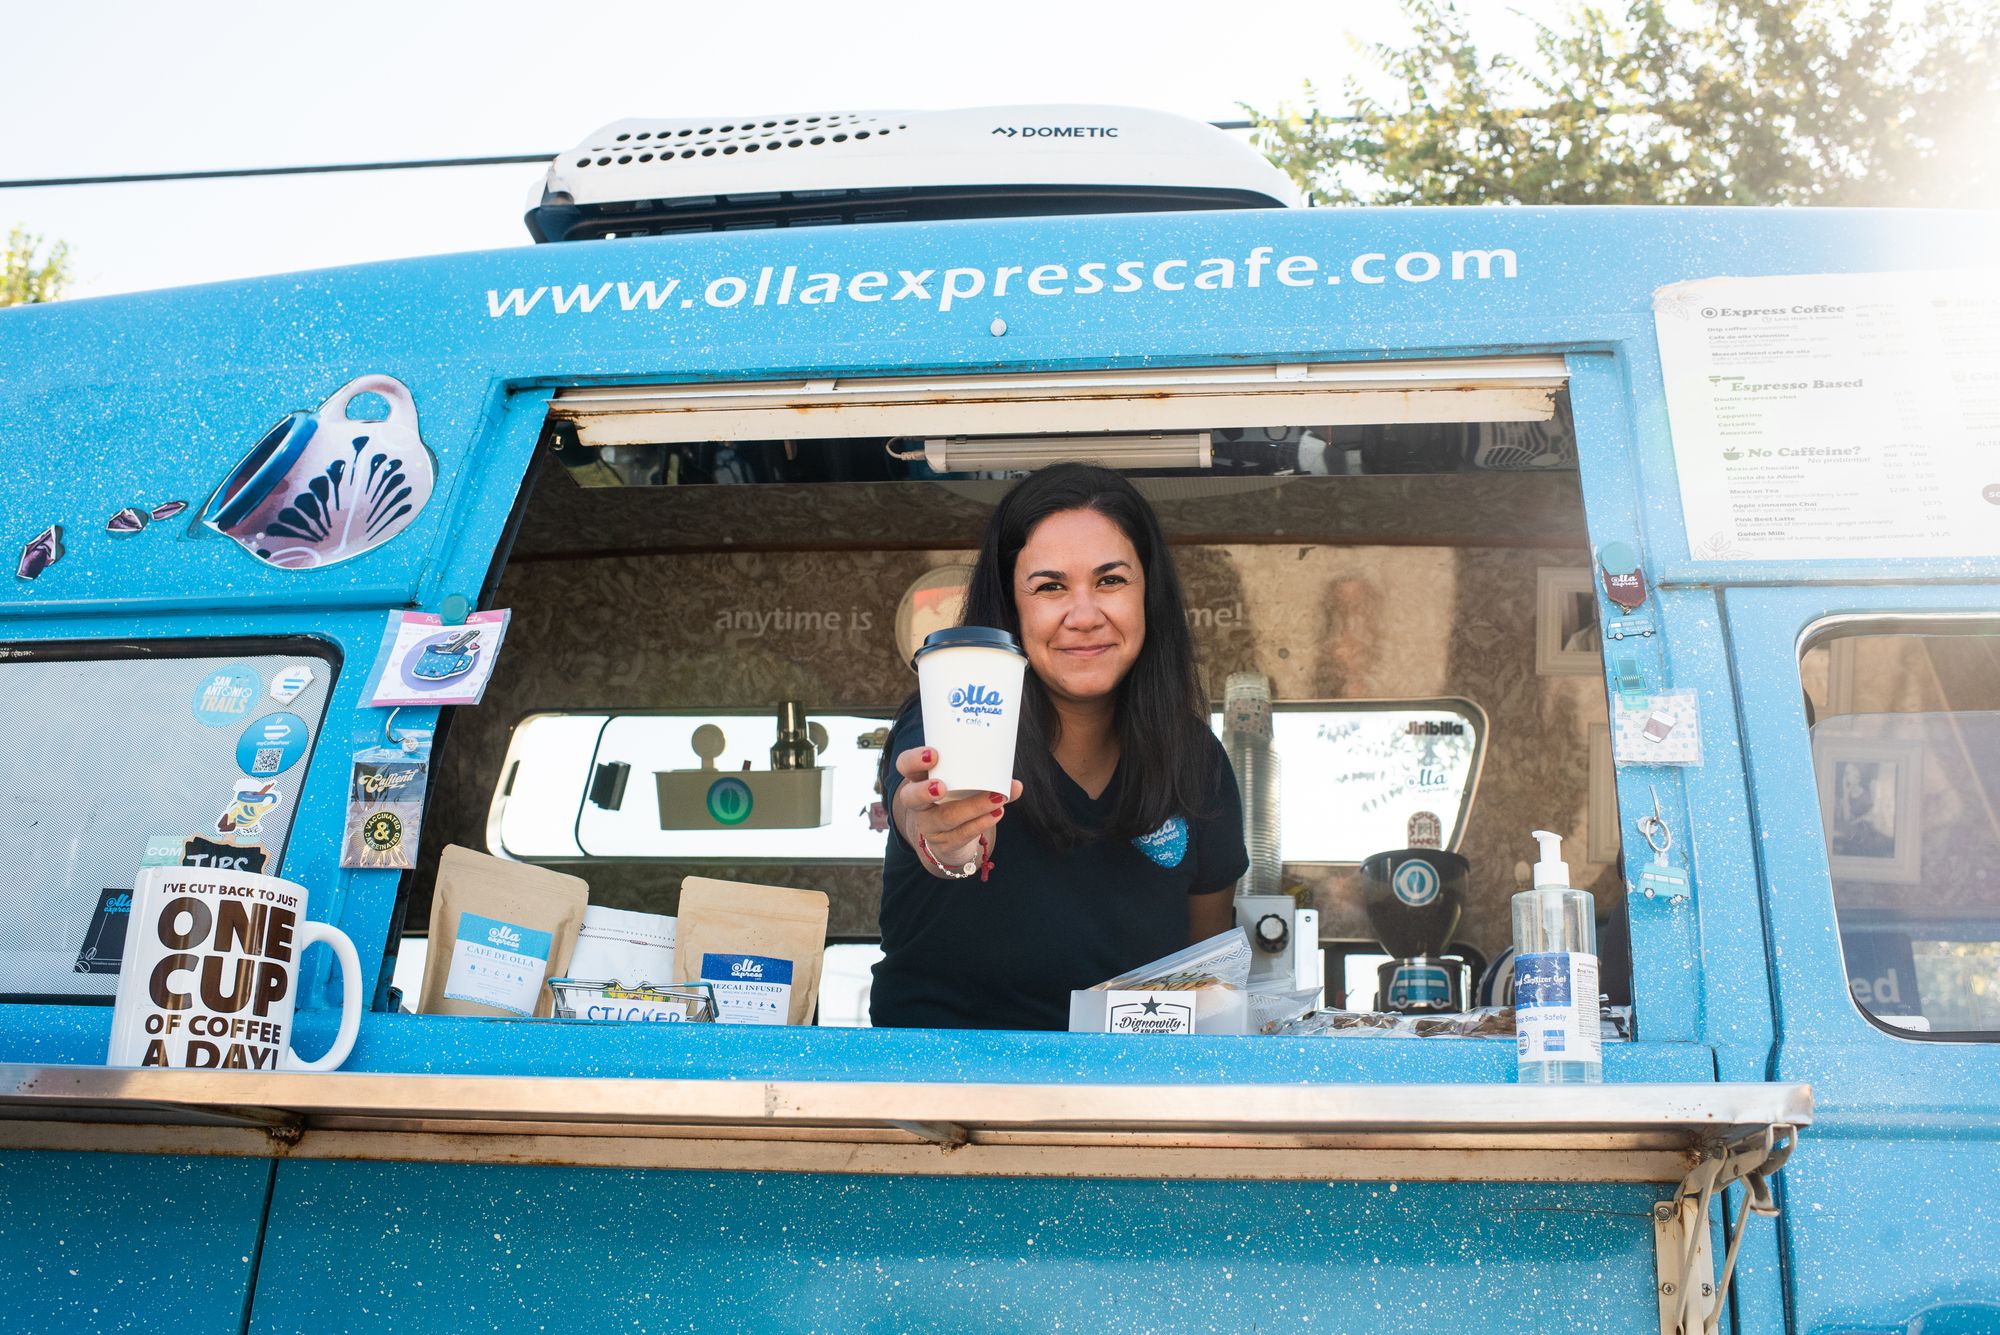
947;683;1007;719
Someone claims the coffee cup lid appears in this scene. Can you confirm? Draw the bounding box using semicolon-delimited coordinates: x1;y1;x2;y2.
911;625;1024;668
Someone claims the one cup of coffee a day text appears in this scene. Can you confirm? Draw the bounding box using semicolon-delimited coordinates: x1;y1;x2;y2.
107;867;363;1072
913;626;1029;800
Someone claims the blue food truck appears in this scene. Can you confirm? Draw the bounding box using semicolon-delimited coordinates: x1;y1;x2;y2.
0;107;1994;1333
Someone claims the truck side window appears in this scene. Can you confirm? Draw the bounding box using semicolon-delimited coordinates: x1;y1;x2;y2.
489;702;1485;864
1801;628;2000;1037
0;638;338;1003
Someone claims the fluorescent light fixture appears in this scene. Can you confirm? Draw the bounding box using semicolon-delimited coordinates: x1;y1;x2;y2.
921;432;1212;473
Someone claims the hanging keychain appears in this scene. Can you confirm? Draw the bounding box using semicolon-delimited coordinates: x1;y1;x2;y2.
340;713;432;870
1633;784;1691;903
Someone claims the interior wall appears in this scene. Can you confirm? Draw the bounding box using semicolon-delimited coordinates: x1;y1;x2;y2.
418;541;1616;957
1803;633;2000;924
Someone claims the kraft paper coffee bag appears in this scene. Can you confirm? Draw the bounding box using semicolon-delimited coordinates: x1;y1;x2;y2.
421;845;587;1018
674;877;829;1026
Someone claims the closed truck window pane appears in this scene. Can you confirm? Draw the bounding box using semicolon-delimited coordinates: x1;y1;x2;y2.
0;640;337;1002
1803;630;2000;1036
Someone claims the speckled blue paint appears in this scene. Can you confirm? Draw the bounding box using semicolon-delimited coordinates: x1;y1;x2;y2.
253;1161;1662;1335
0;1151;270;1332
3;207;1997;1331
1727;584;2000;1335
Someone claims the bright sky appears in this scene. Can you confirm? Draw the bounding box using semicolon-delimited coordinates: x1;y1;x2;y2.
2;1;1565;299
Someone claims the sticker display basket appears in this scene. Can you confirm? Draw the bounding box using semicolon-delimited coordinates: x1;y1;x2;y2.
545;978;718;1023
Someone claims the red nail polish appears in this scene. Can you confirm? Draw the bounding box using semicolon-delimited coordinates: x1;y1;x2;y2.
929;782;942;798
992;806;1004;818
924;750;935;764
988;792;1003;803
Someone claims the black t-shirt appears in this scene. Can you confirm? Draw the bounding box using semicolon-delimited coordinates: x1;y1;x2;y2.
871;710;1250;1031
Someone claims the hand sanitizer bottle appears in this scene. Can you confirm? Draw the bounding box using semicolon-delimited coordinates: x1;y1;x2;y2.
1512;830;1602;1084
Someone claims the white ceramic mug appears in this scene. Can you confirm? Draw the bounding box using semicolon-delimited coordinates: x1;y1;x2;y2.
107;867;363;1072
913;626;1029;799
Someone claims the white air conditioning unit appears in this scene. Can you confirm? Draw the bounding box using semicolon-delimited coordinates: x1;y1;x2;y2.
526;104;1302;242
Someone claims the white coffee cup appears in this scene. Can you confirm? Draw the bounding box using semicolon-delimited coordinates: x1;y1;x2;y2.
913;626;1030;799
107;867;363;1072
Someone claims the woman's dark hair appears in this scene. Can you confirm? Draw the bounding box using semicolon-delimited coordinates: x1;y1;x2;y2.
894;463;1218;849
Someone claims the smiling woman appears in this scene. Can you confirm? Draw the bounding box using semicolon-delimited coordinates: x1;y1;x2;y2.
873;464;1249;1030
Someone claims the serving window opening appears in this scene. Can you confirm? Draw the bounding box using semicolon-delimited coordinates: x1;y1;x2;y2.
394;359;1633;1032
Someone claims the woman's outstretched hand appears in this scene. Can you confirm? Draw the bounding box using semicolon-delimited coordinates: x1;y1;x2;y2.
892;746;1022;877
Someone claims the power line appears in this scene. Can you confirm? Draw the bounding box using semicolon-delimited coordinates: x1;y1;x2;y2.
0;152;558;191
0;122;1271;191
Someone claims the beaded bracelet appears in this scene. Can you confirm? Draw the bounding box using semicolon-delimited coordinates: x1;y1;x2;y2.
918;833;993;883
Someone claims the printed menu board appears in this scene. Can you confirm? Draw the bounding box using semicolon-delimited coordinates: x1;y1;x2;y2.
1653;270;2000;561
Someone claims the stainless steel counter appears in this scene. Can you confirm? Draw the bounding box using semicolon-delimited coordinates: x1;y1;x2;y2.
0;1064;1810;1183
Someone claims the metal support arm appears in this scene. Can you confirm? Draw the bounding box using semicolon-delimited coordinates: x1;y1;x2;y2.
1654;1122;1797;1335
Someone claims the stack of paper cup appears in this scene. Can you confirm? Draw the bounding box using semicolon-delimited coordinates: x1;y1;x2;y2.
1224;672;1283;898
913;627;1029;799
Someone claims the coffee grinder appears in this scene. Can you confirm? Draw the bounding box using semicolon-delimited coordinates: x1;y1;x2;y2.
1359;847;1470;1013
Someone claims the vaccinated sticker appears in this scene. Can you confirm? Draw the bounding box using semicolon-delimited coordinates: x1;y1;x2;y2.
237;712;310;776
699;952;793;1025
444;912;555;1016
192;665;261;727
342;741;431;870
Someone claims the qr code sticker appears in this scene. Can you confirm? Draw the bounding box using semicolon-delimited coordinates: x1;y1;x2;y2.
252;747;284;774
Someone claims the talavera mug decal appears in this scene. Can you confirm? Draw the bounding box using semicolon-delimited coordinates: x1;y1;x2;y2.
202;374;437;570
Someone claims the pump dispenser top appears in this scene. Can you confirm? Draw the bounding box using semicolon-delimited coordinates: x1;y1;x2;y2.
1531;830;1570;889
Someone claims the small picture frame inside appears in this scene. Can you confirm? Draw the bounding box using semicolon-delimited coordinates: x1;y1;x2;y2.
1814;736;1924;886
1537;568;1603;676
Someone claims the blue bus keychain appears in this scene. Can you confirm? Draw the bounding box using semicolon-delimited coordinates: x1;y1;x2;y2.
1634;784;1690;903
